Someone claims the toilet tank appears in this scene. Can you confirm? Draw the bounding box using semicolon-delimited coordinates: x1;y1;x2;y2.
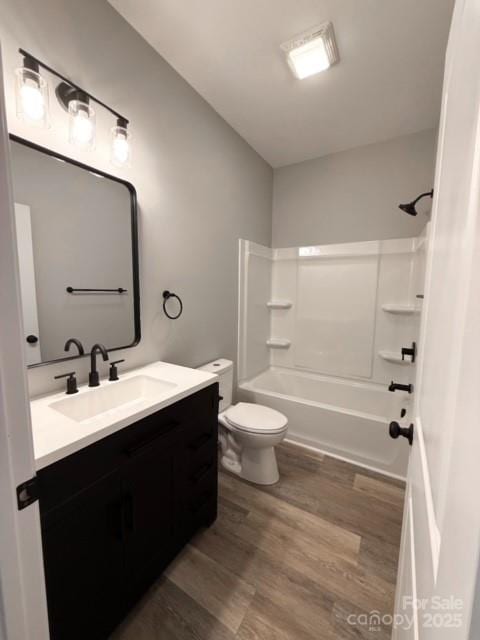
198;359;233;413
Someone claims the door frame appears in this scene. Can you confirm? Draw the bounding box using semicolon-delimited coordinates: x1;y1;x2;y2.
0;44;50;640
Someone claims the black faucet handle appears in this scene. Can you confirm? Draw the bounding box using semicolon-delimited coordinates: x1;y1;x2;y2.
109;359;125;381
401;342;416;363
54;371;78;395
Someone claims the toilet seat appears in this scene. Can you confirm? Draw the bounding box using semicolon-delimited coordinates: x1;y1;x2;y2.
225;402;288;434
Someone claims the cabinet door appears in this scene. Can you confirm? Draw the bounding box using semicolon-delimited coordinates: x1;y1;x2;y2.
41;472;124;640
122;424;184;604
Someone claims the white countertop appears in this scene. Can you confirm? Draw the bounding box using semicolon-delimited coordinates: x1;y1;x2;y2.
30;361;218;470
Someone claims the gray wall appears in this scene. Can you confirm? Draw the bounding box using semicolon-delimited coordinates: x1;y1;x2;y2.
0;0;273;395
272;129;437;247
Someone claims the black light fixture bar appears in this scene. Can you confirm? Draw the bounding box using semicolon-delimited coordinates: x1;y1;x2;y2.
19;48;129;125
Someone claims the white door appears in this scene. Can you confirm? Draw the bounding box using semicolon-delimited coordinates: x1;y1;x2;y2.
14;203;42;366
393;0;480;637
0;45;50;639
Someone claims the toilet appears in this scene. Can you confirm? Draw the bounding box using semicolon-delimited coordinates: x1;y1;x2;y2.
198;359;288;485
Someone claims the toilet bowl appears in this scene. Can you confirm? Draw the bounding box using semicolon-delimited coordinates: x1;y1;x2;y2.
219;402;288;485
197;359;288;485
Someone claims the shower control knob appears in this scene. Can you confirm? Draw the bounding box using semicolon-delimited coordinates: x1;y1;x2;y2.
389;421;414;446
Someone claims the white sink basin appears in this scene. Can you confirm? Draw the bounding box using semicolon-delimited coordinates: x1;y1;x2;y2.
50;375;177;423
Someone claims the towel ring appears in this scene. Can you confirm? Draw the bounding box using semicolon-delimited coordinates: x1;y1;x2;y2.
162;290;183;320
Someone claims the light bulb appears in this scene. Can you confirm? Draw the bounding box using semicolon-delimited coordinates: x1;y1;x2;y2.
68;100;95;149
111;121;131;167
15;64;49;127
72;111;93;144
20;82;45;120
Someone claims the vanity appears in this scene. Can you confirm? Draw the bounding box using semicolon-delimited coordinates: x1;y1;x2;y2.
31;362;219;640
8;130;221;638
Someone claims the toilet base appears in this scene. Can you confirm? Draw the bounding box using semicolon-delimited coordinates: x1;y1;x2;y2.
221;445;280;485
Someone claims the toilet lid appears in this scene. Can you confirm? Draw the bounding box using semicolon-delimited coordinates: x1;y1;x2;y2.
225;403;288;433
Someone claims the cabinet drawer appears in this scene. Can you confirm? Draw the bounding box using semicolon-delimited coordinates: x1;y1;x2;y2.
38;389;206;515
186;430;217;470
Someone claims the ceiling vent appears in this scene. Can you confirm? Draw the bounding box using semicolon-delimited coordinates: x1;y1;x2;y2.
281;22;339;80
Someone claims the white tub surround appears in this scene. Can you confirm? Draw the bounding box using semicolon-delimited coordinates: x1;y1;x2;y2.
239;367;410;478
239;236;425;386
238;235;427;477
30;361;217;470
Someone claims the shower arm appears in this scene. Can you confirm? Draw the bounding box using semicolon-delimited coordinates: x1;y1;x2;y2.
411;190;434;206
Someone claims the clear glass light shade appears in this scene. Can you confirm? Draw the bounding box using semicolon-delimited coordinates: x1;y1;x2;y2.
68;100;95;149
111;125;131;167
287;38;331;79
15;67;49;127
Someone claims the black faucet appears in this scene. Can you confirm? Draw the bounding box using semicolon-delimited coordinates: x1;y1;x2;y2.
389;381;413;394
89;344;109;387
64;337;85;356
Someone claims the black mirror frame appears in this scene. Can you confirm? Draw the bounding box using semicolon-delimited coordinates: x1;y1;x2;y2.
9;134;141;369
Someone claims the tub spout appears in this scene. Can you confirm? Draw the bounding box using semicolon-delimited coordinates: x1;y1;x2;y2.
389;381;413;394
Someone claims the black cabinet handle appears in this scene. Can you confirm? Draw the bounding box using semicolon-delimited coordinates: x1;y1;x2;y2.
190;461;214;484
26;334;38;344
188;433;214;452
124;421;179;458
389;421;414;446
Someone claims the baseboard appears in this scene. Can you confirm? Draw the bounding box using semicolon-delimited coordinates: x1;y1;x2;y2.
284;437;407;482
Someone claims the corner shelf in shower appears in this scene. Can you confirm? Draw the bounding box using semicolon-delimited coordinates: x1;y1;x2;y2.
267;300;293;309
381;303;420;315
266;338;291;349
379;351;413;365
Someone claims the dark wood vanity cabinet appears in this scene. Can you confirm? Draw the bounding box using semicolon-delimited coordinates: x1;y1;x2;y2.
37;383;219;640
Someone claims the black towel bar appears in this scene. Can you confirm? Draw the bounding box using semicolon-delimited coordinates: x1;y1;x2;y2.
66;287;127;294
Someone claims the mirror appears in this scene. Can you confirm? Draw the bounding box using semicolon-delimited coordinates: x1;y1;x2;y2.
9;135;140;368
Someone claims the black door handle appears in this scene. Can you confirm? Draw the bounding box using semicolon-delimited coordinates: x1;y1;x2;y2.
26;334;38;344
389;421;414;446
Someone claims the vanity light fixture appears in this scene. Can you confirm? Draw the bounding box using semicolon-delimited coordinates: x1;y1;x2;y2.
281;22;339;80
14;54;49;127
15;49;130;165
111;118;131;167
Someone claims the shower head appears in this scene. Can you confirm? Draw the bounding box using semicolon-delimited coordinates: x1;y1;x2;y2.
399;189;434;216
399;201;419;216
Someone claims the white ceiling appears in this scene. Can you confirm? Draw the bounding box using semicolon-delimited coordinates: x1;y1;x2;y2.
109;0;455;167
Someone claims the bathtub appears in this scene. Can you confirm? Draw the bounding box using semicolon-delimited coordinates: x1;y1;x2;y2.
238;367;410;478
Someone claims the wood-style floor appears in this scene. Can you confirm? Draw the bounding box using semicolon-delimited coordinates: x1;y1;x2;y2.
112;442;405;640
